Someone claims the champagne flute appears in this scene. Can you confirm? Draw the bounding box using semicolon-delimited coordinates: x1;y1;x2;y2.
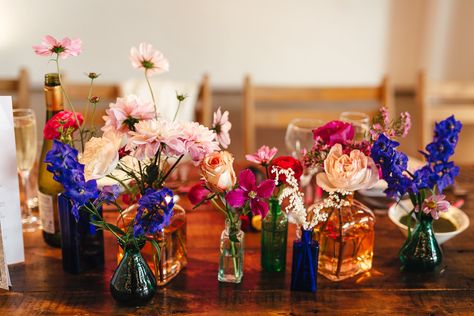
13;109;39;232
339;111;370;141
285;118;324;159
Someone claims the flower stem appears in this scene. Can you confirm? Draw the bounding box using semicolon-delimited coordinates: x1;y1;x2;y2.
144;70;158;120
172;99;183;122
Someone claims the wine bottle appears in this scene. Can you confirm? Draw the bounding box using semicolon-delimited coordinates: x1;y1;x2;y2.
38;73;64;248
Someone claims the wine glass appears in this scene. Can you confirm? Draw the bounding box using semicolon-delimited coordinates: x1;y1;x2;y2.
13;109;39;232
339;111;370;141
285;118;324;159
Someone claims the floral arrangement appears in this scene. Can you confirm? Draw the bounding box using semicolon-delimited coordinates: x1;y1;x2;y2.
35;35;231;254
371;115;462;221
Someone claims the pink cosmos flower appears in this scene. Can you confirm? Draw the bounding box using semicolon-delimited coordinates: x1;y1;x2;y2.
212;107;232;149
245;145;278;165
130;43;170;76
102;95;156;134
422;194;450;220
179;121;220;164
225;169;275;217
33;35;82;59
127;119;186;160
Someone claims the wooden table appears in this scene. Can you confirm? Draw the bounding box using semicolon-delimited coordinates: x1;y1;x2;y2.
1;168;474;315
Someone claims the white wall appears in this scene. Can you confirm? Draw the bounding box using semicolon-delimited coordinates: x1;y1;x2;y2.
1;0;392;88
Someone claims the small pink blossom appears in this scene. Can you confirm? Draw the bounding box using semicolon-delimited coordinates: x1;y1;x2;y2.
400;112;411;137
245;145;278;165
102;95;156;134
33;35;82;59
179;121;220;164
421;194;450;220
130;43;169;76
212;107;231;149
380;106;390;126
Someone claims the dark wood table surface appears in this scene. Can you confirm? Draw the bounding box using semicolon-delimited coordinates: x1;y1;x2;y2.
1;166;474;315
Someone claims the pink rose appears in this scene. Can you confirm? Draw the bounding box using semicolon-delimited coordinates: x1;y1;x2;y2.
313;120;354;146
316;144;378;192
200;151;236;193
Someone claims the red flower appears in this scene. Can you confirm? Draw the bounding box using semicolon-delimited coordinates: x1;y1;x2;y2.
313;120;354;146
188;181;211;205
43;111;84;140
270;156;303;182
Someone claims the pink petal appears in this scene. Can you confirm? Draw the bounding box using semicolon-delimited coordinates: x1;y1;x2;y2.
256;179;275;198
225;188;247;208
250;198;269;217
44;35;58;46
238;169;256;192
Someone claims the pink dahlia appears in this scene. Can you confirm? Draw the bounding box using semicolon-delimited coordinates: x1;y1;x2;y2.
102;95;156;134
33;35;82;59
212;107;231;149
179;121;220;164
245;145;278;166
130;43;169;76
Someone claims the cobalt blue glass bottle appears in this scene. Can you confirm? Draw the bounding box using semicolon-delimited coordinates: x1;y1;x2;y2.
58;193;104;274
290;228;319;292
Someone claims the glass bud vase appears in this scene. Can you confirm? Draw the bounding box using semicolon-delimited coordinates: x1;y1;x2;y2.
261;198;288;272
117;203;187;286
218;219;244;283
58;193;104;274
110;240;157;306
399;213;442;271
290;229;319;292
312;193;375;281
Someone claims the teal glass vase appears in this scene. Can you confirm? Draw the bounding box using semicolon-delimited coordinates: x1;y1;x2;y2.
261;198;288;272
110;240;157;306
399;213;442;271
218;219;244;283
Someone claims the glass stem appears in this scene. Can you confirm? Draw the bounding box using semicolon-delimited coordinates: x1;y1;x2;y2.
20;171;31;218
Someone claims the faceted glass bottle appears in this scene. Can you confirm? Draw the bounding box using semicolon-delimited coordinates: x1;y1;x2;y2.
291;229;319;292
312;194;375;281
399;213;442;271
117;204;187;286
261;198;288;272
218;219;244;283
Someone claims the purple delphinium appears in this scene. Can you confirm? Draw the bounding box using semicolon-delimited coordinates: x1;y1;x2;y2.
134;187;174;237
225;169;275;217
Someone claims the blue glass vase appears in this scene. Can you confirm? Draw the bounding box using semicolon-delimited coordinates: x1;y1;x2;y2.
290;228;319;292
58;193;104;274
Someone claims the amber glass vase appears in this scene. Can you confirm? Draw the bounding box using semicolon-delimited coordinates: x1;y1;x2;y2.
117;203;187;286
312;193;375;281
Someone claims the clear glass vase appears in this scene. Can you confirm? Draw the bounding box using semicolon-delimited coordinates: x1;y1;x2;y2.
261;198;288;272
290;228;319;292
399;212;442;271
312;193;375;281
117;203;187;286
218;219;244;283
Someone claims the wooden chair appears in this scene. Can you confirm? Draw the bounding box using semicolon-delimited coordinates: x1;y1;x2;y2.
242;75;393;153
417;70;474;150
0;68;30;109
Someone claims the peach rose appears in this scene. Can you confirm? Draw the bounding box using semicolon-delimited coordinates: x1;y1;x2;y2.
200;151;236;192
80;133;121;181
316;144;378;192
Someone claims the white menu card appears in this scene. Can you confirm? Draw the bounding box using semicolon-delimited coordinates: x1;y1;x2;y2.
0;96;25;265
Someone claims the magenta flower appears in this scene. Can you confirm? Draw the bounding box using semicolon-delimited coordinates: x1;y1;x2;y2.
33;35;82;59
421;194;450;220
130;43;169;76
225;169;275;217
245;145;278;165
313;120;354;146
188;181;211;205
212;107;232;149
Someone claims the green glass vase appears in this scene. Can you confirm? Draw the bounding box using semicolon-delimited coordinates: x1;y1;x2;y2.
110;240;157;306
261;198;288;272
399;213;442;272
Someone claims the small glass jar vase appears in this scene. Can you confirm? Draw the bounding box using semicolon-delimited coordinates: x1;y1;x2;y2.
58;193;104;274
312;192;375;281
399;212;442;271
261;198;288;272
290;229;319;292
117;204;187;286
218;218;244;283
110;240;157;306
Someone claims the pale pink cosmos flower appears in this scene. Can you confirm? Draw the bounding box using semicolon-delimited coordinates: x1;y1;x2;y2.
245;145;278;166
33;35;82;59
179;121;220;164
422;194;450;220
212;107;231;149
102;95;156;134
127;119;186;160
130;43;169;76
